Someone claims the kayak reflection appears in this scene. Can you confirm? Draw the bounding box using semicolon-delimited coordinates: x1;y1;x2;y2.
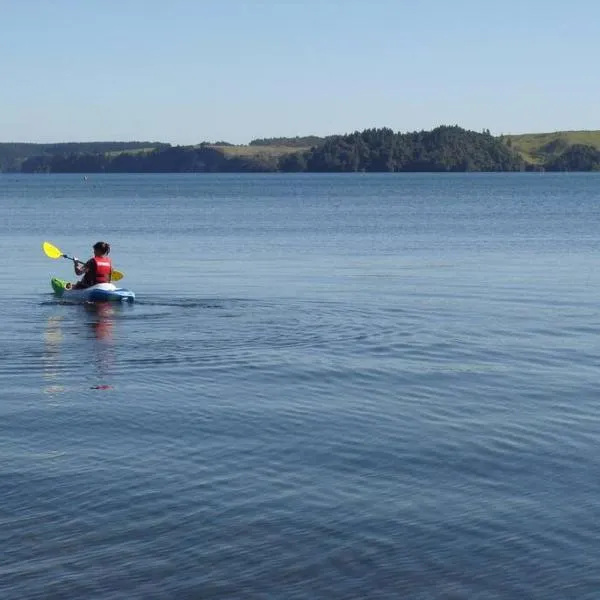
83;301;115;341
82;303;116;388
42;302;124;394
42;314;66;395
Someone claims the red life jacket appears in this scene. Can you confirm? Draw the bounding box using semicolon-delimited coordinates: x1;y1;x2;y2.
93;256;112;284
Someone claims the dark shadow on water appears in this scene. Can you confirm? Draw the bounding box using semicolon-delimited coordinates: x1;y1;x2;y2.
41;293;251;312
134;296;249;309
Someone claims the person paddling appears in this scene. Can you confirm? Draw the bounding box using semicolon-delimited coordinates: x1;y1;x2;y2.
71;241;112;289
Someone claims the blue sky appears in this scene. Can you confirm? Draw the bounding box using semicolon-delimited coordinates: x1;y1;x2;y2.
1;0;598;144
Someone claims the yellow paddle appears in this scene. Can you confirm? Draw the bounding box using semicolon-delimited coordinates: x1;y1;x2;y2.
42;241;124;282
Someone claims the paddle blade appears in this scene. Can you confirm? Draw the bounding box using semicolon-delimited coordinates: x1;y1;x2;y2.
112;270;124;282
43;241;63;259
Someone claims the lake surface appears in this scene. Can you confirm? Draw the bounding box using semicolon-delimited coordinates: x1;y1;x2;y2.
1;173;600;599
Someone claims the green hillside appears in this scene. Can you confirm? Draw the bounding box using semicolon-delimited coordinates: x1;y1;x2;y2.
503;130;600;164
209;144;312;158
105;147;158;157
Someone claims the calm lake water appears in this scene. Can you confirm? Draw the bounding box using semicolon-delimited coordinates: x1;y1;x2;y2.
1;173;600;599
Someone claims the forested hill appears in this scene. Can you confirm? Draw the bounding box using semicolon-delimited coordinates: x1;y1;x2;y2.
248;136;325;147
0;141;169;172
543;144;600;171
6;126;600;173
279;126;523;172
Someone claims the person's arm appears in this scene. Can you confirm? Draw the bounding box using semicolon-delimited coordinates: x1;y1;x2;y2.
74;258;92;276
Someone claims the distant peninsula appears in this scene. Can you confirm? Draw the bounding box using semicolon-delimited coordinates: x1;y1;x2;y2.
2;126;600;173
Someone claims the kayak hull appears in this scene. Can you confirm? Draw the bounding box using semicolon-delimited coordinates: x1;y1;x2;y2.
51;277;135;303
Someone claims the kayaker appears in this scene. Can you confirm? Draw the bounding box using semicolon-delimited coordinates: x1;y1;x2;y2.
72;241;112;289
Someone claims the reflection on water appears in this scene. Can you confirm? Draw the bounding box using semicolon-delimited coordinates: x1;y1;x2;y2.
84;301;115;341
43;303;122;393
42;314;66;395
84;303;116;389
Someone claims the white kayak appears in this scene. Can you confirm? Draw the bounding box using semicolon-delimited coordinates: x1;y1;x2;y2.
51;277;135;303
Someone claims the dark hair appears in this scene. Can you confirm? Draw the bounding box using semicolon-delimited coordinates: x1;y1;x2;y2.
93;241;110;255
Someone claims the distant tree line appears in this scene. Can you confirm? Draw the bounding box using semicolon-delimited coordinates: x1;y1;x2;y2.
0;141;169;173
19;145;278;173
249;135;325;147
4;127;600;173
543;144;600;171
